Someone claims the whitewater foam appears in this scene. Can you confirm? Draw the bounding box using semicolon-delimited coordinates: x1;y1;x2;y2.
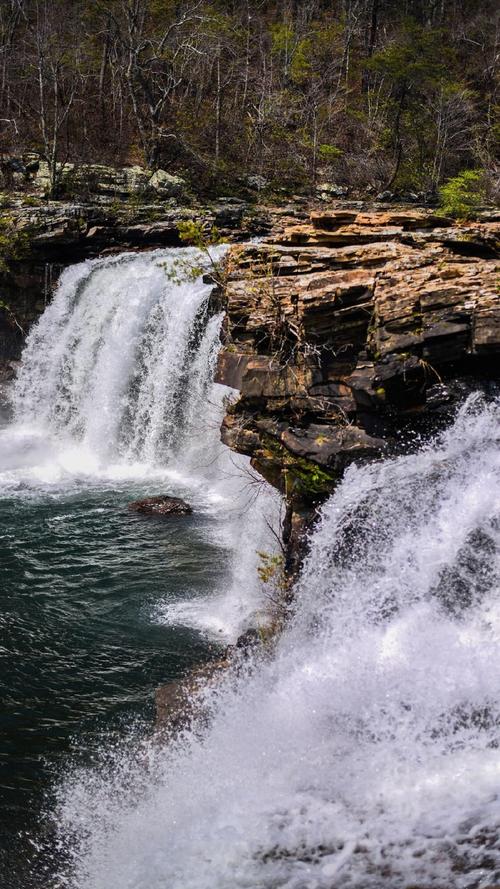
55;395;500;889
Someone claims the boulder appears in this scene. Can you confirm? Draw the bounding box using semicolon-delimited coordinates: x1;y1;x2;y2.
316;182;349;199
128;495;192;517
148;169;187;199
31;161;187;200
245;174;269;191
33;161;151;197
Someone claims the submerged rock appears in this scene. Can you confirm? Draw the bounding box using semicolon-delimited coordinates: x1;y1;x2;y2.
128;495;192;517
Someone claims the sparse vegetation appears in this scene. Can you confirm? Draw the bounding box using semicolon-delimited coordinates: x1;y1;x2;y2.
161;220;228;289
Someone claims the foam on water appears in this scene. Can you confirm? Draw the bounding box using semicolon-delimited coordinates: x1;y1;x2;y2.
1;248;280;639
56;395;500;888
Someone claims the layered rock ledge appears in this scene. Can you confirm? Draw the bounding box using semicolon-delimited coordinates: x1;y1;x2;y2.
216;207;500;568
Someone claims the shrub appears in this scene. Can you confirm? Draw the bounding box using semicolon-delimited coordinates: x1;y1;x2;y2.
318;144;343;162
439;169;486;219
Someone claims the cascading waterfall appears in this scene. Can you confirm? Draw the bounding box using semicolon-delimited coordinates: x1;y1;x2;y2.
1;247;280;638
56;394;500;889
12;248;226;469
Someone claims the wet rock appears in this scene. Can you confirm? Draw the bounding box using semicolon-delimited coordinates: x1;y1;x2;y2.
235;628;261;650
280;423;385;467
128;495;192;517
215;350;251;390
155;658;228;733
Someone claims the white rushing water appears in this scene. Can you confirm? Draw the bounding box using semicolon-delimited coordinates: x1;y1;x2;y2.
57;394;500;889
0;248;280;639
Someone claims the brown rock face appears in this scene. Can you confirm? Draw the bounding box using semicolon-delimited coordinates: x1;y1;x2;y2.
216;205;499;566
128;495;192;517
155;659;228;734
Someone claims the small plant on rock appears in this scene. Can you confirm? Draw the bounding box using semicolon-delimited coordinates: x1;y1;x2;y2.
159;219;228;288
256;550;289;611
0;216;32;275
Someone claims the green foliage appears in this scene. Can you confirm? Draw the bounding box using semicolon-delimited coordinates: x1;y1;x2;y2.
318;144;343;162
289;38;312;84
438;169;486;219
261;434;336;500
178;220;221;250
270;23;294;56
368;22;453;89
257;551;285;588
256;551;289;615
288;460;336;498
0;216;32;275
22;195;42;207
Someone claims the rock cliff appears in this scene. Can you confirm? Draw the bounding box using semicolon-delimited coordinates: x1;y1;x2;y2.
216;206;500;570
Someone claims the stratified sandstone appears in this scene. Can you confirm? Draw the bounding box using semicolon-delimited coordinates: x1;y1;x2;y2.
216;206;499;565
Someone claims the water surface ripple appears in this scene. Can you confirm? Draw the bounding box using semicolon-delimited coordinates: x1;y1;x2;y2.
0;485;227;882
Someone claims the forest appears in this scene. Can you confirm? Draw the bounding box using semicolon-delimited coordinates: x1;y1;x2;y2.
0;0;498;197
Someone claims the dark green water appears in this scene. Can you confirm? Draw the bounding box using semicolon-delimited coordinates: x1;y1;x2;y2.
0;483;229;885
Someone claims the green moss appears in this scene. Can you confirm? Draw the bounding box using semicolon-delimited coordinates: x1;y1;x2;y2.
288;459;336;497
260;433;336;499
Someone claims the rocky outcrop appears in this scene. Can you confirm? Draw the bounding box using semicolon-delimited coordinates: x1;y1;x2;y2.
2;155;189;202
128;495;192;517
216;206;500;569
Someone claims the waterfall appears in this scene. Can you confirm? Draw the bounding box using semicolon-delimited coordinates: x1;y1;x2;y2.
12;248;226;468
56;394;500;888
0;247;280;639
